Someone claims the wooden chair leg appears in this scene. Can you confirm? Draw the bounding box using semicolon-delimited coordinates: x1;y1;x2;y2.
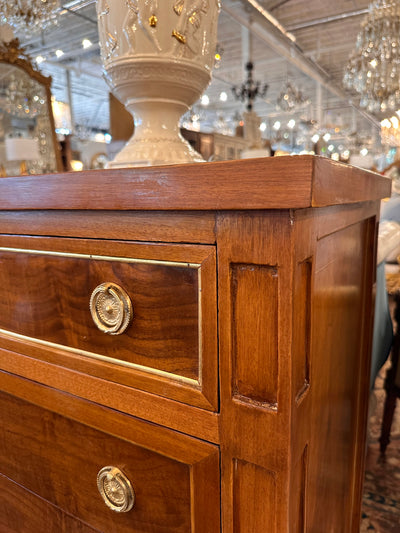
379;385;398;454
379;290;400;455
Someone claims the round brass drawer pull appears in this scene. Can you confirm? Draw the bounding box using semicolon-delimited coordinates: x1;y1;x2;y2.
97;466;135;513
90;282;133;335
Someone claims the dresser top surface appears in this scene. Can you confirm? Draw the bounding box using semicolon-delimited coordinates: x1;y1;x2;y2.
0;155;391;211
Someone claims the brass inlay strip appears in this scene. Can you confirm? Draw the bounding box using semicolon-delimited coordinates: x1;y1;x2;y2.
0;247;201;269
0;246;204;387
0;328;200;386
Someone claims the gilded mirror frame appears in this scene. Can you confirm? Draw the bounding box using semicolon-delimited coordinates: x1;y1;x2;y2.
0;38;63;173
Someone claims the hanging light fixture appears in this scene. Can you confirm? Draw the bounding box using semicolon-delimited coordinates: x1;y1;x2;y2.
3;72;46;118
232;61;268;112
343;0;400;115
0;0;60;36
276;80;310;112
381;115;400;146
0;38;46;118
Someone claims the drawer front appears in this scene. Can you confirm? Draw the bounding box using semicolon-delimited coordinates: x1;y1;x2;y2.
0;390;220;533
0;473;100;533
0;236;218;409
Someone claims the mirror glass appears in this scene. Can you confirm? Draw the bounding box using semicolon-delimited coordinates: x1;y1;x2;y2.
0;40;61;176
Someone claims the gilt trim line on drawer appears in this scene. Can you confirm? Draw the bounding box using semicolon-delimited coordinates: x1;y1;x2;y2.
0;328;200;386
0;247;201;269
0;246;204;388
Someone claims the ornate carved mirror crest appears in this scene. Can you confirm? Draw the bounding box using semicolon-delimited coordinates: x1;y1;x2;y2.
0;38;62;176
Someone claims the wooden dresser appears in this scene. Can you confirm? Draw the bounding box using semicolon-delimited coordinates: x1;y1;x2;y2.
0;156;391;532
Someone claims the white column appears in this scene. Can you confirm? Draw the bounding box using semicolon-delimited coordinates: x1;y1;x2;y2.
66;70;75;131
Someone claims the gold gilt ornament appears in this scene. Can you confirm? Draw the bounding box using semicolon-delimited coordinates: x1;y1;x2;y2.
172;29;186;43
149;14;158;27
172;0;210;45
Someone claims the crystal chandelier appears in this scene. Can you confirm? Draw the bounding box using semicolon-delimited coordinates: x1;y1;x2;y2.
381;114;400;145
3;72;46;118
232;62;268;112
0;0;60;35
276;80;310;112
343;0;400;115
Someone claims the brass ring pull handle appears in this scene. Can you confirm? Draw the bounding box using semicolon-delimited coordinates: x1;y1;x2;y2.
90;282;133;335
97;466;135;513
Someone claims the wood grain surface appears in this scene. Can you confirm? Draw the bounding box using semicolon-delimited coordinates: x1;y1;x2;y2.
0;388;220;533
0;157;389;532
0;474;101;533
0;235;219;410
0;155;390;211
305;218;376;532
216;205;379;532
0;249;200;377
0;210;217;244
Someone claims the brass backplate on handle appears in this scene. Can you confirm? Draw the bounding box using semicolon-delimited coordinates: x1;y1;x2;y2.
90;282;133;335
97;466;135;513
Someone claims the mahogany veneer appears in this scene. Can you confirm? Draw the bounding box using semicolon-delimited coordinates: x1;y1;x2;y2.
0;155;391;532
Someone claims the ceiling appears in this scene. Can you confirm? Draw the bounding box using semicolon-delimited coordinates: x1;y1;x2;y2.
11;0;385;154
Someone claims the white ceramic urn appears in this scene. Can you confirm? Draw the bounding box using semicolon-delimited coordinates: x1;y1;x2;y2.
97;0;221;167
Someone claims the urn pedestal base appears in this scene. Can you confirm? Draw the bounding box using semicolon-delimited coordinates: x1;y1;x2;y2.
104;57;211;168
107;100;204;168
